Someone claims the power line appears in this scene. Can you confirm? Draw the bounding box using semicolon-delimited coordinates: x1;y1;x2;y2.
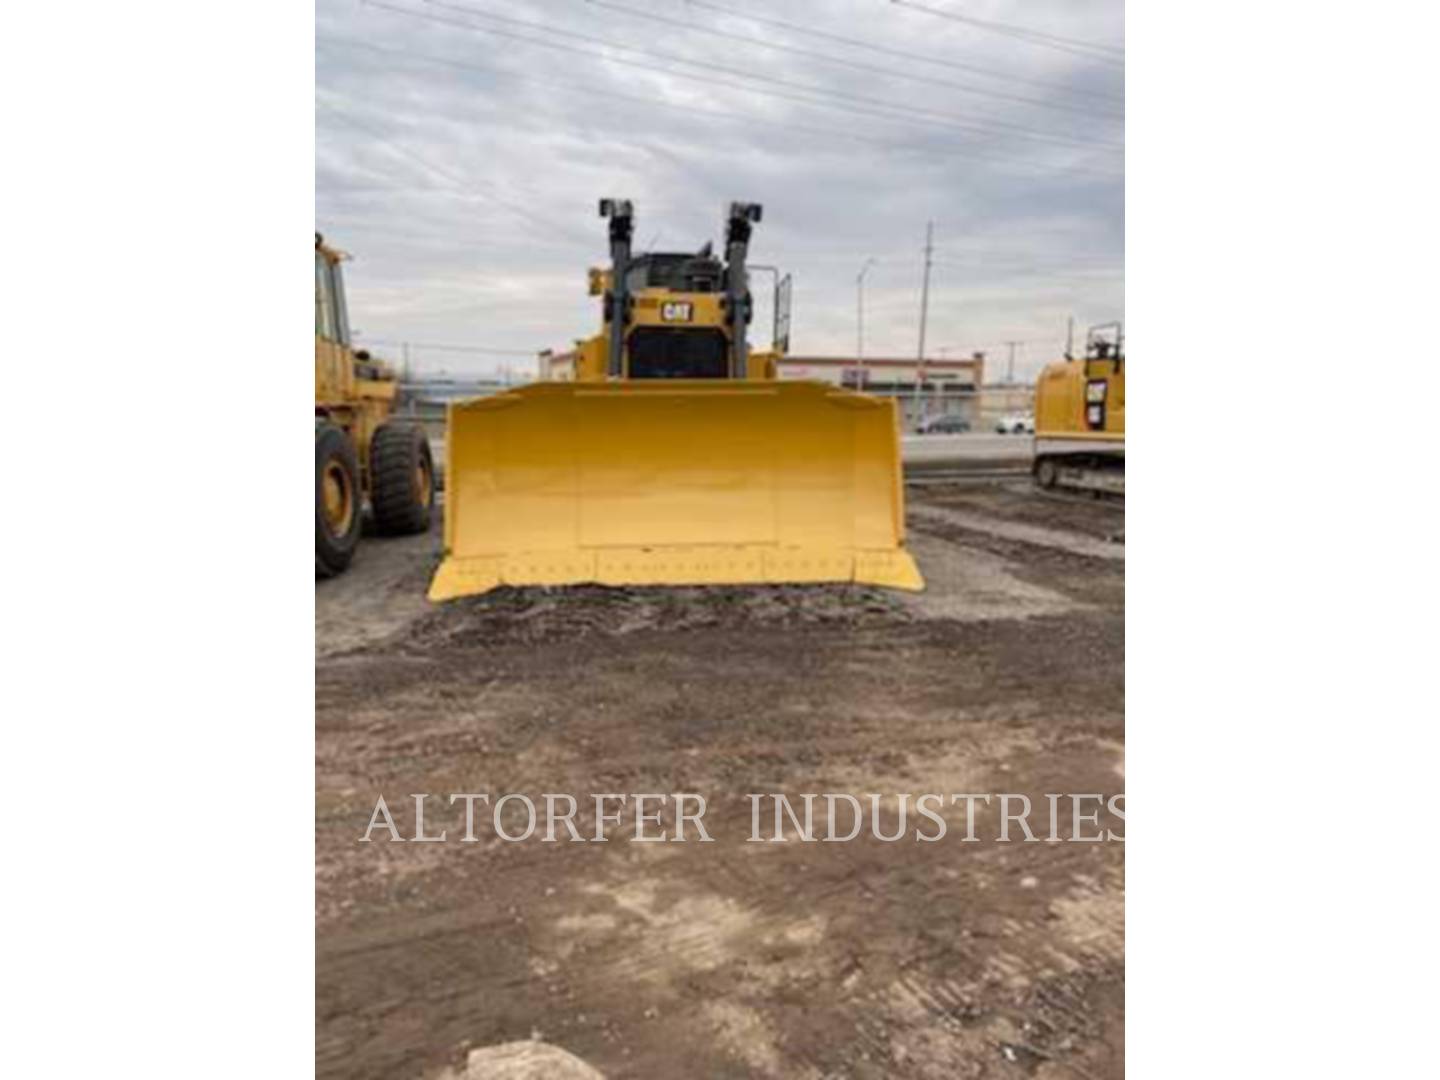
781;245;1123;266
685;0;1122;105
354;335;537;356
890;0;1125;67
932;250;1123;262
930;257;1123;272
387;0;1120;153
576;0;1121;122
319;36;1120;180
937;337;1063;352
315;183;592;250
418;0;1116;149
316;97;592;246
930;266;1123;286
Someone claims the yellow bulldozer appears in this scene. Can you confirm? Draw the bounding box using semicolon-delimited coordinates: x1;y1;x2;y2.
315;234;436;577
1032;322;1125;495
428;200;922;601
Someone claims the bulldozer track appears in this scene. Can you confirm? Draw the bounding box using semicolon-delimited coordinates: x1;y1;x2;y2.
1035;485;1125;507
903;467;1032;486
904;468;1125;507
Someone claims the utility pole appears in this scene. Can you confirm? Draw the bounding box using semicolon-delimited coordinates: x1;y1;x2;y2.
915;221;934;428
1066;316;1075;359
856;280;862;359
917;221;934;363
1005;340;1019;384
856;257;878;385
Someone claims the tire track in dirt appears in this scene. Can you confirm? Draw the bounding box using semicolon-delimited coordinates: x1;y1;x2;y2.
316;486;1125;1079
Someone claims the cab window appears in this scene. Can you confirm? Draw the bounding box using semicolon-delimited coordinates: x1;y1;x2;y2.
329;259;351;346
315;251;337;340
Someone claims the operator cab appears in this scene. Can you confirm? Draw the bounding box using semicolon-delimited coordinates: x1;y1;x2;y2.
625;246;724;294
623;245;731;379
314;235;352;347
601;199;762;381
1085;322;1124;367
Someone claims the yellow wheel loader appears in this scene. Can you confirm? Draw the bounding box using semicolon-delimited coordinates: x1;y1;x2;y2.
429;200;923;601
315;234;436;577
1033;322;1125;496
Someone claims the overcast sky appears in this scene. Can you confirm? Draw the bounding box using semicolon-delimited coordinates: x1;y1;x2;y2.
316;0;1123;380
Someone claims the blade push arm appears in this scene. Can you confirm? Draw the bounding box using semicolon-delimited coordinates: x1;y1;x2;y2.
600;198;634;378
724;201;762;378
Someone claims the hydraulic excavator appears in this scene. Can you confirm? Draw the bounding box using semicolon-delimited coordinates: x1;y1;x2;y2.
1032;322;1125;496
428;200;922;601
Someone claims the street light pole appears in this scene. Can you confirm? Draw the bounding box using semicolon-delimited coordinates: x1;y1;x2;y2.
856;257;877;386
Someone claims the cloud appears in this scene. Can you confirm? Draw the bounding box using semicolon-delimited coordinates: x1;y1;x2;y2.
317;0;1123;378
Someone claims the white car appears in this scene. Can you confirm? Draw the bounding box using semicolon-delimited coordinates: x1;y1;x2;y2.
995;414;1035;435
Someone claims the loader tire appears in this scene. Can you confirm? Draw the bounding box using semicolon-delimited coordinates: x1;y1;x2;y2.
316;421;362;578
370;422;434;536
1034;456;1059;489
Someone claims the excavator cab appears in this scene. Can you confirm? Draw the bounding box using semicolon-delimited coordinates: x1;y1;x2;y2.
1085;322;1124;369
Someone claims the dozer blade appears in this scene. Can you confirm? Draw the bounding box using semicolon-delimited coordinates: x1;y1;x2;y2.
428;380;923;601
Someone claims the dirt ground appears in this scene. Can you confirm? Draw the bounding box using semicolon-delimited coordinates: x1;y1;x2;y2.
316;482;1125;1079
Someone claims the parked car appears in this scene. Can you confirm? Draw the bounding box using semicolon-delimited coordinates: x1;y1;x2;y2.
917;414;972;435
995;413;1035;435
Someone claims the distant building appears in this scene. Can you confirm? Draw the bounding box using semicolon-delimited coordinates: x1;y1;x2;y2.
394;375;520;438
777;354;985;431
